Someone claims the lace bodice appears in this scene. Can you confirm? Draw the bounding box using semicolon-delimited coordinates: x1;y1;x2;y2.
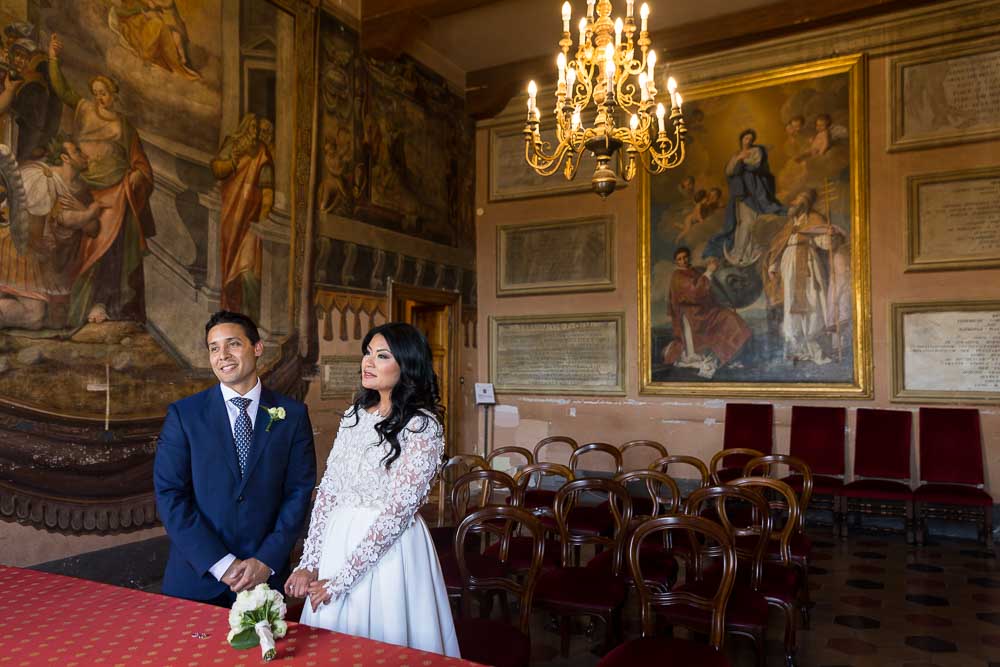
296;407;443;600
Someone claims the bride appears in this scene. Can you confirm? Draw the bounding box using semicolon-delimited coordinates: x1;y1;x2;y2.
285;322;459;657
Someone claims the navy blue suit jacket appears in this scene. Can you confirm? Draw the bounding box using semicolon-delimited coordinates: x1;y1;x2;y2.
153;384;317;601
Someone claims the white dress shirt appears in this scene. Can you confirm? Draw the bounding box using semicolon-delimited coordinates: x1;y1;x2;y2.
209;379;270;582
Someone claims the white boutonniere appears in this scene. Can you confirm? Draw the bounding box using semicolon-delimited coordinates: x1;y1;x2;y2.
264;406;286;432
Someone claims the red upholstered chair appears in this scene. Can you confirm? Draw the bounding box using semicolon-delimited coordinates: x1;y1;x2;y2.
430;455;488;554
716;403;774;482
534;478;632;656
681;485;772;667
915;407;992;545
453;506;546;667
621;440;669;471
840;409;915;542
597;516;735;667
786;405;846;534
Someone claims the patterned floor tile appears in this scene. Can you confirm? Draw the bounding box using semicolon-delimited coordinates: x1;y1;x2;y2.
834;615;881;629
969;577;1000;588
847;578;885;590
906;594;950;607
907;563;945;573
979;613;1000;626
905;636;959;652
841;594;883;608
827;637;879;655
905;614;953;628
854;551;889;560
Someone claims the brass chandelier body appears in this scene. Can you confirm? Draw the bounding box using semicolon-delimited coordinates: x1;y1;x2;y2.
524;0;687;197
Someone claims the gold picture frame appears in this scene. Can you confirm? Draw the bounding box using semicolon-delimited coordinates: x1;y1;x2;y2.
490;313;626;396
639;54;872;398
906;166;1000;272
889;39;1000;152
497;216;615;296
891;300;1000;404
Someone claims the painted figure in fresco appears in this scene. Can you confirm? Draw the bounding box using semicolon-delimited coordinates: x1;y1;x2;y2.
0;29;61;162
211;113;274;320
764;188;849;365
108;0;200;80
0;138;106;330
318;128;352;215
662;247;751;379
48;34;157;327
705;128;786;266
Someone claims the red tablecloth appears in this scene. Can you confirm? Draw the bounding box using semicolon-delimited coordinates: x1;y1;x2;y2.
0;565;478;666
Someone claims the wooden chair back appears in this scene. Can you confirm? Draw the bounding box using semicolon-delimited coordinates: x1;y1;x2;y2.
614;469;681;519
709;447;766;485
553;478;632;572
621;440;668;471
533;436;579;465
685;484;772;589
435;454;487;527
451;469;520;521
455;506;546;634
650;455;710;491
744;454;813;531
486;446;534;476
626;515;736;647
570;442;624;477
729;476;800;565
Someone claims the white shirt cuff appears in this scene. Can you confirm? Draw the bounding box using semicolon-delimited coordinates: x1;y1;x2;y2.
209;553;237;581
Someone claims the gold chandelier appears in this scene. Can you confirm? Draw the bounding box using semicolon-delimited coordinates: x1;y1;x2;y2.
524;0;686;198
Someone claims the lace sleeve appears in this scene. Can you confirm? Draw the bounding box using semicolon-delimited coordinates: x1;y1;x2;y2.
322;416;442;599
295;447;339;572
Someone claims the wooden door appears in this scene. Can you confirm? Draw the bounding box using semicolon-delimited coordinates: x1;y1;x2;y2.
387;280;461;453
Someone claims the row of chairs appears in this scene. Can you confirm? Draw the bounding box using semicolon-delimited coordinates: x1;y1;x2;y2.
433;454;820;667
451;404;991;545
719;404;991;544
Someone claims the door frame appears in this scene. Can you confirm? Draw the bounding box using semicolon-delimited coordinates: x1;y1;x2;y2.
386;279;462;451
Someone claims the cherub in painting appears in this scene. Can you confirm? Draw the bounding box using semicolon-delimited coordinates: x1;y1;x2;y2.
108;0;200;80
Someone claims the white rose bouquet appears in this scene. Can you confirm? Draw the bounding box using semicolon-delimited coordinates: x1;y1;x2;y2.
227;583;289;661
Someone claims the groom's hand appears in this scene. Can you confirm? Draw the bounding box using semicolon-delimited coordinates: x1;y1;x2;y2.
231;557;271;592
221;558;246;588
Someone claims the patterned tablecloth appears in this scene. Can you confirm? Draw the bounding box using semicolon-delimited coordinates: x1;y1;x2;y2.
0;565;478;666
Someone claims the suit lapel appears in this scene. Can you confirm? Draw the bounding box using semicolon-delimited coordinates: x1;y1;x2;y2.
238;386;277;493
207;387;241;484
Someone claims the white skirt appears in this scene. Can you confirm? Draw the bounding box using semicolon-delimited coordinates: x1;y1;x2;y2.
300;506;460;658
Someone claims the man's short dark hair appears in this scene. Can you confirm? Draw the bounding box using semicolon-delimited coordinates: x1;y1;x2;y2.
674;246;691;260
205;310;261;346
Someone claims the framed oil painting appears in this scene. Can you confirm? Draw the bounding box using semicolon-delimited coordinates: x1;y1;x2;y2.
639;55;872;397
891;300;1000;403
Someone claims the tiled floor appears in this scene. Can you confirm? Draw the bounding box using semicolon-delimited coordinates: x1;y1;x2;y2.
505;531;1000;667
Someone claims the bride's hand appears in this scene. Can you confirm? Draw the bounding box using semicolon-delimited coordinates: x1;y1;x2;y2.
284;568;317;598
307;579;332;612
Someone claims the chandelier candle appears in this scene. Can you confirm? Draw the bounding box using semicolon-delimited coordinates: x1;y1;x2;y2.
523;0;688;197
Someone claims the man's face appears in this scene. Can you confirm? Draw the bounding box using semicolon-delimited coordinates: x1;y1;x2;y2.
11;48;27;72
675;251;691;269
790;193;810;217
207;323;263;390
61;142;89;171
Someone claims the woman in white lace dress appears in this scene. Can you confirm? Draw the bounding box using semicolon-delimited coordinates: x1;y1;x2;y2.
285;323;459;657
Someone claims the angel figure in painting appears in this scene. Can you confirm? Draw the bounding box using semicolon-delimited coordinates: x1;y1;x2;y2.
108;0;200;80
48;34;156;327
211;113;274;319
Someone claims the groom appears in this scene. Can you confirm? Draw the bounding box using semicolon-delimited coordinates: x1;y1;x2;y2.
154;311;316;605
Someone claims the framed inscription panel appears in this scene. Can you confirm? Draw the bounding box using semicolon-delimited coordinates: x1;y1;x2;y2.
907;167;1000;272
639;55;871;398
497;216;615;296
891;301;1000;403
490;313;625;395
320;355;360;399
890;40;1000;151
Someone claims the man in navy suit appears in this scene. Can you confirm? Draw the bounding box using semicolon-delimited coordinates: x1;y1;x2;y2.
154;311;316;605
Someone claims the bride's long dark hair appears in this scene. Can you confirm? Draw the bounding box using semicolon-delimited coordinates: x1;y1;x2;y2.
348;322;445;469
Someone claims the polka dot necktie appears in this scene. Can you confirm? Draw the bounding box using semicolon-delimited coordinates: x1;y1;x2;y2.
230;396;253;475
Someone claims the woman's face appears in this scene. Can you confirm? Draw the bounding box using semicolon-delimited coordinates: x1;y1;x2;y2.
91;81;113;109
741;132;754;149
361;333;401;395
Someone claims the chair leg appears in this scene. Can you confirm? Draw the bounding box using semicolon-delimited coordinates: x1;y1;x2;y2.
904;500;915;545
840;498;849;540
782;602;799;667
559;615;571;657
984;504;993;547
753;630;767;667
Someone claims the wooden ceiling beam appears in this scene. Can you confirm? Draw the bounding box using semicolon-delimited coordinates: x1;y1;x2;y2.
466;0;948;119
